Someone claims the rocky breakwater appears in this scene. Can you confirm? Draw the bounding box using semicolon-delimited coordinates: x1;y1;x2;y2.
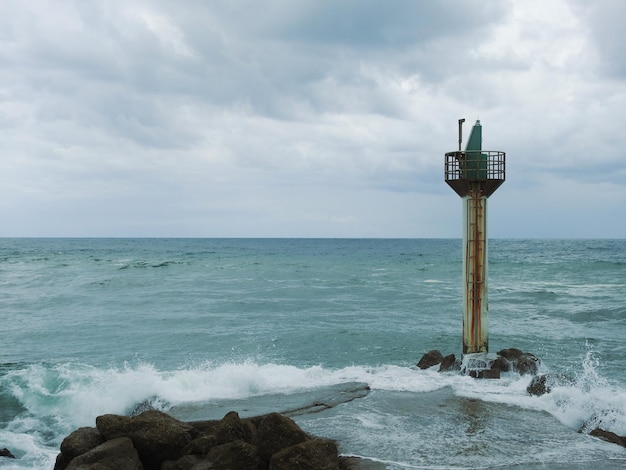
526;374;626;449
415;348;626;450
54;409;364;470
417;347;541;377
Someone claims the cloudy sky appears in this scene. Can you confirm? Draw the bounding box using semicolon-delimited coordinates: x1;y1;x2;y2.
1;0;624;238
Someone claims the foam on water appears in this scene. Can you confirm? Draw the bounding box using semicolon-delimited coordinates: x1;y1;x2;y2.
2;350;625;468
543;351;626;436
1;361;453;431
0;360;453;467
449;350;626;437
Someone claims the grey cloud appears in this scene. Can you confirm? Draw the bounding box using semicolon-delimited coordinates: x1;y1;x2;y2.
137;0;512;114
251;0;507;48
0;0;624;237
569;0;626;79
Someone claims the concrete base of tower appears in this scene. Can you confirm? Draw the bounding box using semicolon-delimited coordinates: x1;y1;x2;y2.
461;353;501;379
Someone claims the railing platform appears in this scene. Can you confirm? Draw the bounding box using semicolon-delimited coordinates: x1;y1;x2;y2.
445;150;505;198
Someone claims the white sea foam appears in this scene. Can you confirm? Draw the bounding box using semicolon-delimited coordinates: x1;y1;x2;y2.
5;355;625;434
2;360;455;433
2;353;625;468
450;350;626;437
0;429;57;470
541;352;626;436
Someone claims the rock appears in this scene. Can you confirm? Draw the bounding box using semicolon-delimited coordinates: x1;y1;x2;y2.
58;409;354;470
60;427;105;459
527;374;550;396
417;350;444;369
182;433;219;455
497;349;540;375
0;448;15;459
162;441;261;470
215;411;255;444
269;439;341;470
497;348;524;361
514;353;540;375
54;426;105;470
65;437;143;470
439;354;461;372
469;369;500;379
128;395;171;417
527;374;578;396
161;454;208;470
340;456;388;469
589;428;626;448
208;440;260;470
187;418;220;437
490;356;511;373
96;410;193;470
256;412;309;464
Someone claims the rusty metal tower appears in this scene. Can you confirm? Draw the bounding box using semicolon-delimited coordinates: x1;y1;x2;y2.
445;119;505;356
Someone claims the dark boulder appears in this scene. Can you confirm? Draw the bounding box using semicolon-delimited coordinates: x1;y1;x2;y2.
340;456;388;469
188;418;220;437
497;348;524;361
161;454;208;470
57;409;354;470
215;410;255;444
96;410;193;470
527;375;550;396
417;350;444;369
439;354;461;372
515;353;540;375
54;426;105;470
208;440;260;470
527;373;576;396
128;395;171;417
497;349;540;375
269;439;342;470
469;369;500;379
183;433;219;455
65;436;143;470
589;428;626;448
0;448;15;459
60;427;105;458
490;356;511;373
256;412;309;464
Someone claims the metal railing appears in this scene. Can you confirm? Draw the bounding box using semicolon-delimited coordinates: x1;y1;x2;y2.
445;150;505;198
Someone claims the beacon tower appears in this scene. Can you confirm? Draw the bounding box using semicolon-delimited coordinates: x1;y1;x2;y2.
445;119;505;355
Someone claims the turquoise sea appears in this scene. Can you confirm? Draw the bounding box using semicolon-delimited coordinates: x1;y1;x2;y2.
1;238;625;468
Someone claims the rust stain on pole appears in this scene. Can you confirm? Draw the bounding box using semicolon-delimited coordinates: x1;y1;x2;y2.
463;186;487;354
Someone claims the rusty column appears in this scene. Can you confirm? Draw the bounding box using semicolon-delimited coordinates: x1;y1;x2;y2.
445;120;505;355
463;184;487;353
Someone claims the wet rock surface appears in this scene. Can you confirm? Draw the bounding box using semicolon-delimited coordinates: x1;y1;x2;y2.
65;437;142;470
589;428;626;448
439;354;461;372
416;349;444;369
527;374;550;396
96;410;193;470
55;426;106;469
54;409;366;470
495;348;540;375
526;373;576;396
0;448;15;459
415;348;626;450
417;347;541;376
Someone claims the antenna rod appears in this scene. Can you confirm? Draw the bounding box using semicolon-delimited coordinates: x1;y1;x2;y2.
458;118;465;151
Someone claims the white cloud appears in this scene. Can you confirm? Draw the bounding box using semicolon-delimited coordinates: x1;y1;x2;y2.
0;0;624;237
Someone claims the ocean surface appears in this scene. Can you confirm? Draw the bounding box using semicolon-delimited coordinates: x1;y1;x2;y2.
1;238;625;469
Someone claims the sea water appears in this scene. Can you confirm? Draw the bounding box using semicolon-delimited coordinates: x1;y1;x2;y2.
1;238;625;469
